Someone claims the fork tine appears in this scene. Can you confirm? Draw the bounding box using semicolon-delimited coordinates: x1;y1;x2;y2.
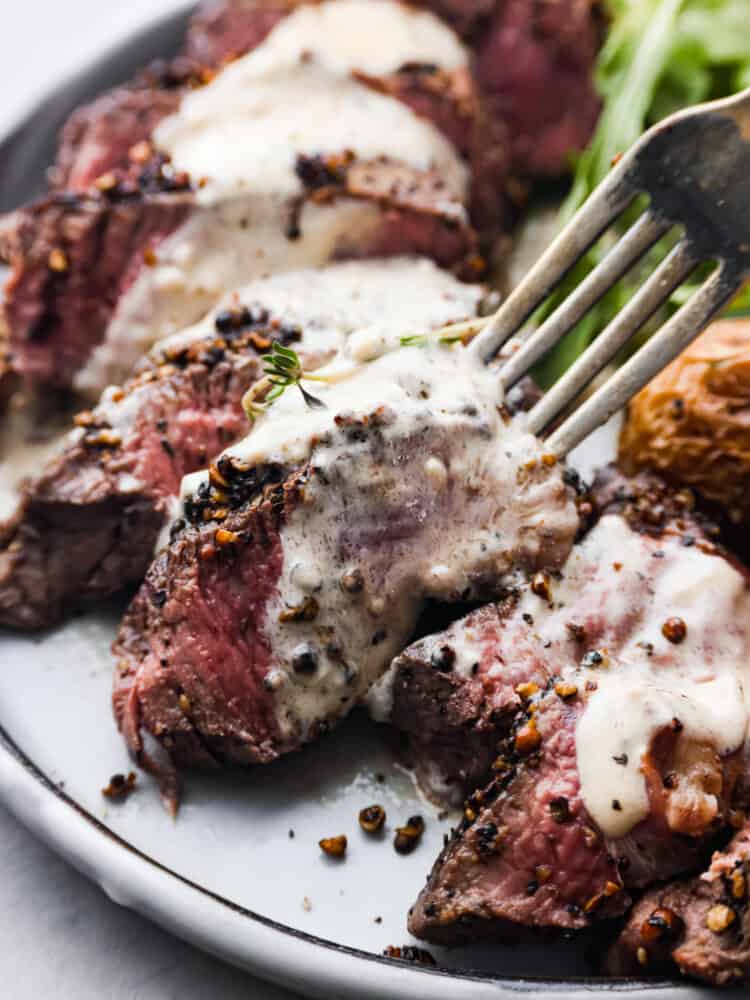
545;264;742;457
469;170;637;364
525;238;698;436
496;212;671;390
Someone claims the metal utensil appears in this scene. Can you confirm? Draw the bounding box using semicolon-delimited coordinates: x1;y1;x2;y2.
470;86;750;456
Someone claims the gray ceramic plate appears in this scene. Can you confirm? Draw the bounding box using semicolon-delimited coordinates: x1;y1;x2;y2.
0;8;732;997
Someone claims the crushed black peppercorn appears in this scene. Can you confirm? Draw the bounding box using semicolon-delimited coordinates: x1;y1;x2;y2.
662;617;687;644
102;772;137;802
549;797;572;823
319;835;347;858
359;804;386;834
394;816;425;854
383;946;436;966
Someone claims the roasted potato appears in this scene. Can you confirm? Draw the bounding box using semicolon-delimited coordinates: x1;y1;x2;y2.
619;319;750;523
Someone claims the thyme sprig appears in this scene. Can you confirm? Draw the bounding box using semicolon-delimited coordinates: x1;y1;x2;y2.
243;317;491;423
399;316;487;349
244;341;330;419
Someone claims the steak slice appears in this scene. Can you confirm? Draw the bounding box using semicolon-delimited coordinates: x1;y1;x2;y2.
408;689;629;943
55;3;497;213
187;0;602;178
2;153;476;396
472;0;602;178
51;59;207;193
1;186;192;390
4;24;480;397
113;344;577;799
184;0;510;240
0;258;483;630
391;476;750;943
185;0;295;64
607;820;750;986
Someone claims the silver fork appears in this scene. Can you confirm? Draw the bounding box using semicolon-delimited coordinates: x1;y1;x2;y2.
470;86;750;457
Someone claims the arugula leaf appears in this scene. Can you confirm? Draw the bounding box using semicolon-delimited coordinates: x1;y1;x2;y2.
536;0;750;388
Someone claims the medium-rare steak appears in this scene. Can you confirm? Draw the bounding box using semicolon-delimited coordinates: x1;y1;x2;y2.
407;688;630;942
50;59;207;194
186;0;602;178
3;2;483;397
391;475;750;942
607;820;750;986
0;186;193;390
55;2;498;214
185;0;295;64
472;0;602;178
0;258;483;630
112;343;578;803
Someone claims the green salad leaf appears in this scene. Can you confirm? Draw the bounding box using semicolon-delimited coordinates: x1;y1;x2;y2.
535;0;750;388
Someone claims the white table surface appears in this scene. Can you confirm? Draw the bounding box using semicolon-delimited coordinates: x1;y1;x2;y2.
0;3;302;996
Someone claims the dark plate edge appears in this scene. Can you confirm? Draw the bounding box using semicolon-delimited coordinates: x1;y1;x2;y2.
0;719;683;997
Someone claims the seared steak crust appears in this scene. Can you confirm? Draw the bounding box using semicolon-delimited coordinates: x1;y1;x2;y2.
408;688;628;943
51;59;209;193
113;468;301;772
186;0;603;179
607;821;750;986
396;472;745;944
1;155;476;391
0;187;191;387
0;312;281;629
389;599;537;805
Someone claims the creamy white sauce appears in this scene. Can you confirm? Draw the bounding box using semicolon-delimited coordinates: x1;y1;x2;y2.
183;344;576;744
571;519;750;838
74;198;384;396
469;514;750;840
86;257;481;538
246;0;467;79
74;3;470;399
156;61;466;208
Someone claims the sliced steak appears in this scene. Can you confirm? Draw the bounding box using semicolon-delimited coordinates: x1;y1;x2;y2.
0;258;483;630
382;600;541;806
3;154;475;395
185;0;511;239
56;3;496;209
113;344;577;799
4;13;482;397
607;820;750;986
408;689;629;942
187;0;602;178
185;0;294;64
1;186;192;390
392;477;750;943
472;0;602;178
51;59;207;193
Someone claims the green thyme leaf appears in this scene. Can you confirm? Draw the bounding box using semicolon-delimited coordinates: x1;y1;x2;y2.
260;342;325;409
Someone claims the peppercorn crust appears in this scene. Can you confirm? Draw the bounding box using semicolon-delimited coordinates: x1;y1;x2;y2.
0;308;273;630
607;819;750;986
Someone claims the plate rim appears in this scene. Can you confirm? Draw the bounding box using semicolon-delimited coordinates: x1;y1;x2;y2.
0;720;681;998
0;6;726;997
